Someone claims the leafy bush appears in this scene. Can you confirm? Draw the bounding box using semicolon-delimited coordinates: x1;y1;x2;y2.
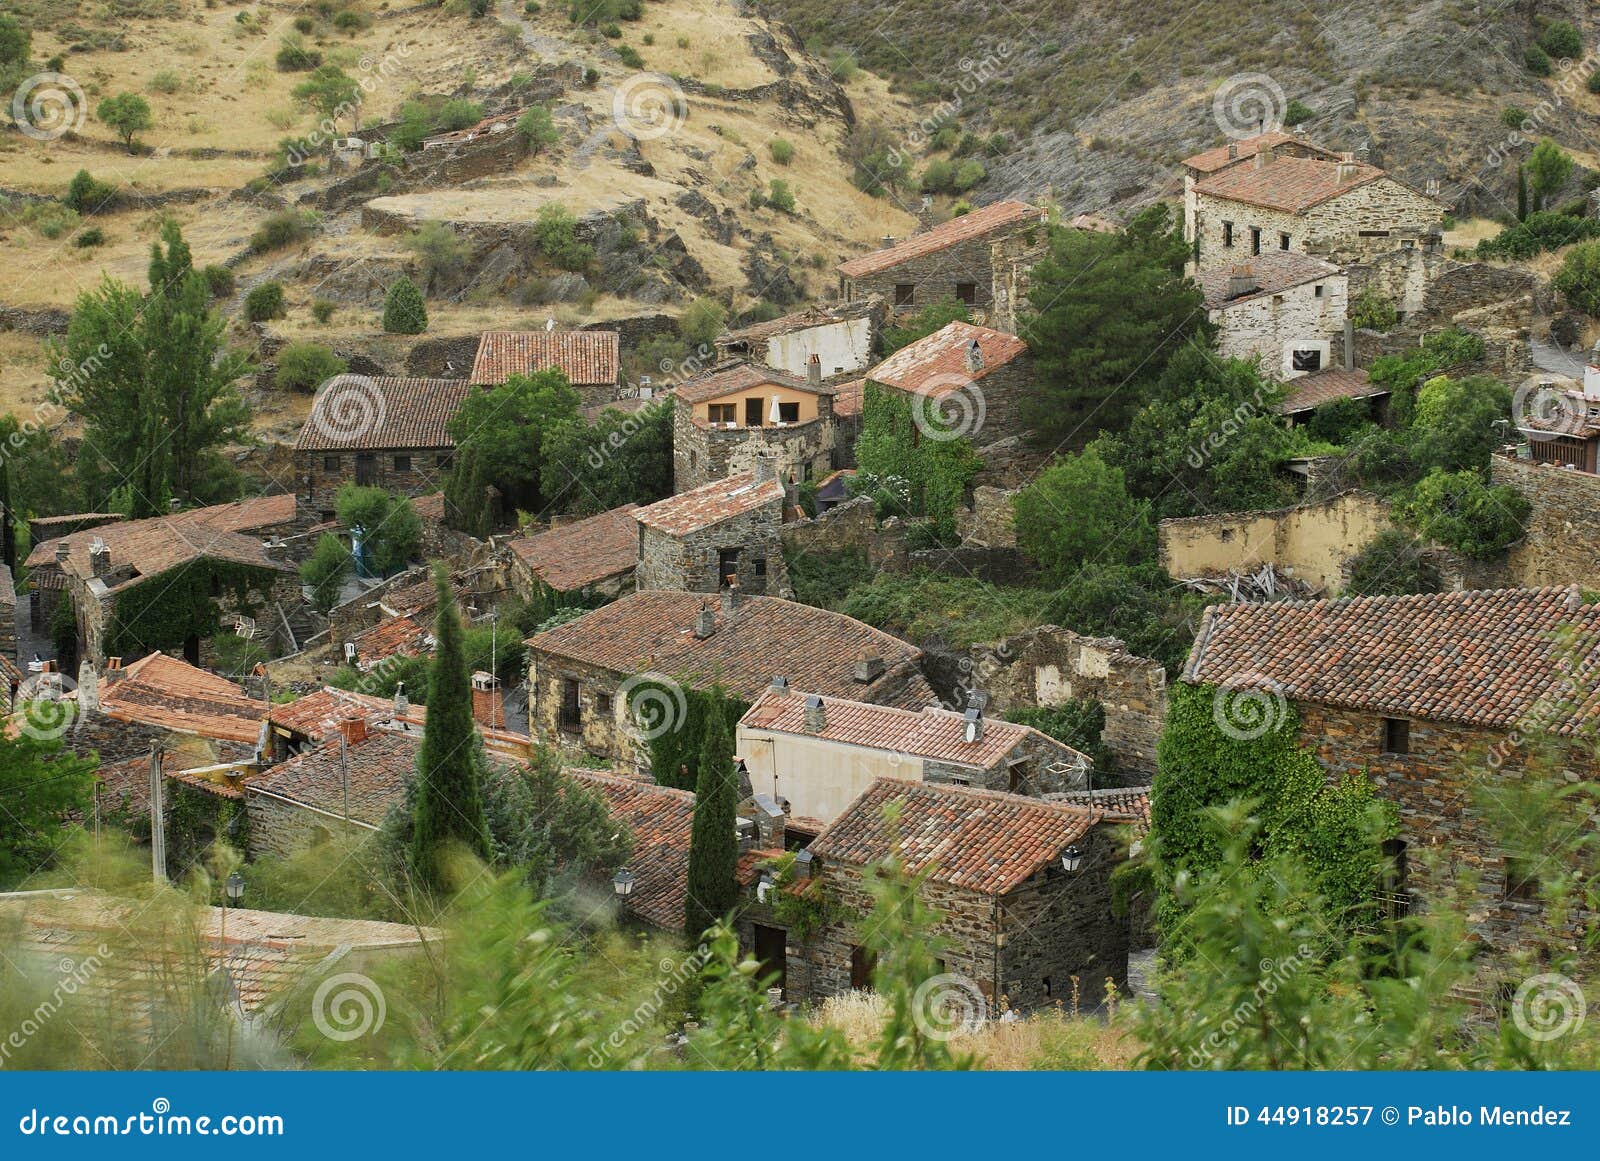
784;548;873;609
335;484;421;576
1553;238;1600;315
73;227;105;248
275;342;346;393
1399;469;1529;560
332;10;370;33
1409;374;1510;474
243;281;286;322
919;157;955;193
952;159;985;191
1304;396;1372;446
1525;44;1552;75
516;105;559;152
1348;286;1397;330
1474;209;1600;259
768;137;794;165
1501;105;1528;129
147;69;182;94
1344;527;1441;595
436;98;484;131
64;169;117;213
202;265;235;298
1013;449;1155;578
275;33;322;72
299;533;350;614
382;276;427;334
1004;701;1112;770
292;14;315;34
1590;70;1600;95
677;296;727;348
405;220;473;290
533;203;593;271
830;51;857;82
1283;98;1314;126
310;297;336;323
249;209;311;253
1540;21;1582;60
765;179;796;213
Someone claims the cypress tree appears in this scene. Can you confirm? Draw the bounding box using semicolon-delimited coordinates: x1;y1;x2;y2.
383;275;428;334
684;694;739;937
1517;165;1529;222
410;564;491;889
0;453;14;572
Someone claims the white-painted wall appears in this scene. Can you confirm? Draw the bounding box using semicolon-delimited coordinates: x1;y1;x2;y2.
738;725;930;824
764;318;873;378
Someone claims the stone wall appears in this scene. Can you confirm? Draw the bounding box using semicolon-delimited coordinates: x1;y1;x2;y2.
671;402;838;491
1294;700;1597;958
526;653;637;768
0;564;15;668
841;216;1044;316
955;485;1018;548
1489;452;1600;588
1157;491;1392;595
1194;176;1442;271
246;791;352;860
1348;259;1534;379
297;445;454;519
636;496;788;596
1212;271;1349;378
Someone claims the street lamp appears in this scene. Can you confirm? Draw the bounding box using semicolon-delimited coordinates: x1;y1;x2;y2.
225;871;245;906
1060;846;1084;873
612;869;637;898
756;869;775;904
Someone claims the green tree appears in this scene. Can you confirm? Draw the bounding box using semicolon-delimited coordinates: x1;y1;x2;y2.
0;733;97;889
481;747;633;897
444;369;583;534
1399;469;1529;560
64;169;117;214
404;221;473;293
539;402;673;515
516;105;559;152
95;92;153;152
299;532;351;614
52;221;250;514
1343;527;1441;596
0;14;29;77
382;276;427;334
1013;448;1154;579
335;484;421;576
1553;238;1600;316
274;341;346;393
410;567;492;889
881;297;969;354
1021;203;1211;442
677;296;727;349
243;280;286;322
684;696;739;936
854;382;981;539
1409;374;1509;475
1525;138;1574;210
533;203;592;271
291;65;361;140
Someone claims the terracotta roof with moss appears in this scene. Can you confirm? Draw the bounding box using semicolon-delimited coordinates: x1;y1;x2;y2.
633;473;783;536
470;330;621;386
293;377;472;452
838;200;1044;279
508;505;640;592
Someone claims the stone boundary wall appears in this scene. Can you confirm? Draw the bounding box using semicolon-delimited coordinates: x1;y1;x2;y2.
779;496;906;570
1490;452;1600;588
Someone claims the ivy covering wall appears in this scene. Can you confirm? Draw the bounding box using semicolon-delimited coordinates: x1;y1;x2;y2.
854;382;981;540
104;560;280;659
164;782;250;878
626;679;750;791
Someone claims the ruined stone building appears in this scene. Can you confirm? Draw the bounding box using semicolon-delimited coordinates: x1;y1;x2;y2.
1182;586;1600;960
672;361;842;491
837;199;1047;319
1278;367;1388;424
634;465;788;596
1198;251;1349;378
714;299;883;380
294;377;473;520
507;504;641;605
848;320;1034;446
470;328;622;408
735;681;1091;823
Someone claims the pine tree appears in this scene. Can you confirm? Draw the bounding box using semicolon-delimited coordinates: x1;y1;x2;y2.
383;276;428;334
1517;164;1529;222
684;694;739;937
410;565;491;889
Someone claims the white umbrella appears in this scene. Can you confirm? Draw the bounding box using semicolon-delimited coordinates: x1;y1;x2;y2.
769;394;782;424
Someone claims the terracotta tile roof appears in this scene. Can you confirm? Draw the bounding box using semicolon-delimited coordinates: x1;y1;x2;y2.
1279;368;1386;414
838;200;1044;279
266;686;395;741
672;361;822;405
527;591;936;708
1050;785;1151;836
249;727;421;826
567;770;695;931
93;749;240;816
411;491;447;522
1179;131;1339;175
833;381;863;418
470;330;621;387
720;299;879;346
1198;251;1343;309
1515;385;1600;438
1183;586;1600;732
508;504;640;591
864;321;1028;398
98;653;266;744
24;499;297;590
740;687;1085;772
1193;155;1388;213
293;376;473;452
633;473;783;536
347;615;433;668
809;779;1101;895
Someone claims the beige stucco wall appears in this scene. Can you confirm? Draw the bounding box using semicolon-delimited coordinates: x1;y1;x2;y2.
1211;271;1348;378
737;726;929;823
694;383;823;427
1157;491;1391;593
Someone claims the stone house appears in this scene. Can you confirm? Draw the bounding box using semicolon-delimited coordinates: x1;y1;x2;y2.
470;329;622;409
714;300;882;380
421;108;521;151
634;465;787;596
23;497;301;667
1197;251;1349;378
672;361;842;491
748;779;1127;1010
1187;143;1444;271
293;376;473;521
524;590;937;766
507;504;641;604
851;320;1033;446
1182;585;1600;958
1180;131;1339;249
837;200;1047;319
1492;450;1600;588
735;681;1091;823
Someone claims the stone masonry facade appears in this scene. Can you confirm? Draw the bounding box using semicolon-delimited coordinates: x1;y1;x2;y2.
1489;452;1600;589
672;400;839;492
841;218;1045;316
1194;177;1443;270
298;446;453;521
635;498;790;597
1212;271;1349;378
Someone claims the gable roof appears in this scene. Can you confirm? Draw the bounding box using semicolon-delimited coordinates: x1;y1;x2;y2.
720;299;879;346
293;376;473;452
98;653;266;744
809;779;1101;895
740;686;1084;772
470;330;621;387
508;505;640;591
526;591;936;707
1180;131;1340;175
1183;586;1600;732
1192;155;1390;214
249;727;423;826
1198;251;1343;309
1050;785;1151;836
862;321;1028;397
567;770;695;930
265;686;396;742
633;472;783;536
672;361;822;405
1279;367;1387;414
838;200;1044;279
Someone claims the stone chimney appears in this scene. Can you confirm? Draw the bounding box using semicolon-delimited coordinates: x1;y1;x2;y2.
807;352;822;386
769;675;789;693
916;194;934;232
1337;152;1357;183
339;716;369;747
753;452;776;484
103;657;124;685
964;338;984;374
1226;264;1258;300
854;654;886;684
1227;142;1238;160
393;681;409;721
54;541;69;566
962;703;984;745
721;580;741;621
1253;142;1275;169
262;537;290;563
88;537;110;579
471;671;504;730
802;694;826;733
77;660;99;716
694;604;717;639
749;793;787;848
880;234;895;248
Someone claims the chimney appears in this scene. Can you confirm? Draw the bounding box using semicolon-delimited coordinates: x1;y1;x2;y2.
916;194;934;232
169;497;183;513
103;657;123;685
769;675;789;693
694;604;717;639
854;654;886;684
749;793;787;848
88;537;110;578
753;452;776;484
721;580;741;620
1253;143;1275;169
1226;264;1258;300
1337;152;1357;183
964;338;984;374
393;681;409;720
339;716;369;747
471;671;504;730
1227;142;1238;160
880;234;895;248
53;541;69;566
794;848;815;879
962;703;984;745
802;694;826;733
262;537;289;563
807;352;822;386
77;660;99;716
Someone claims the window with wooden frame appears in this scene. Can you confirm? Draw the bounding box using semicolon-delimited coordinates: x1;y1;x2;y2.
707;403;736;425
